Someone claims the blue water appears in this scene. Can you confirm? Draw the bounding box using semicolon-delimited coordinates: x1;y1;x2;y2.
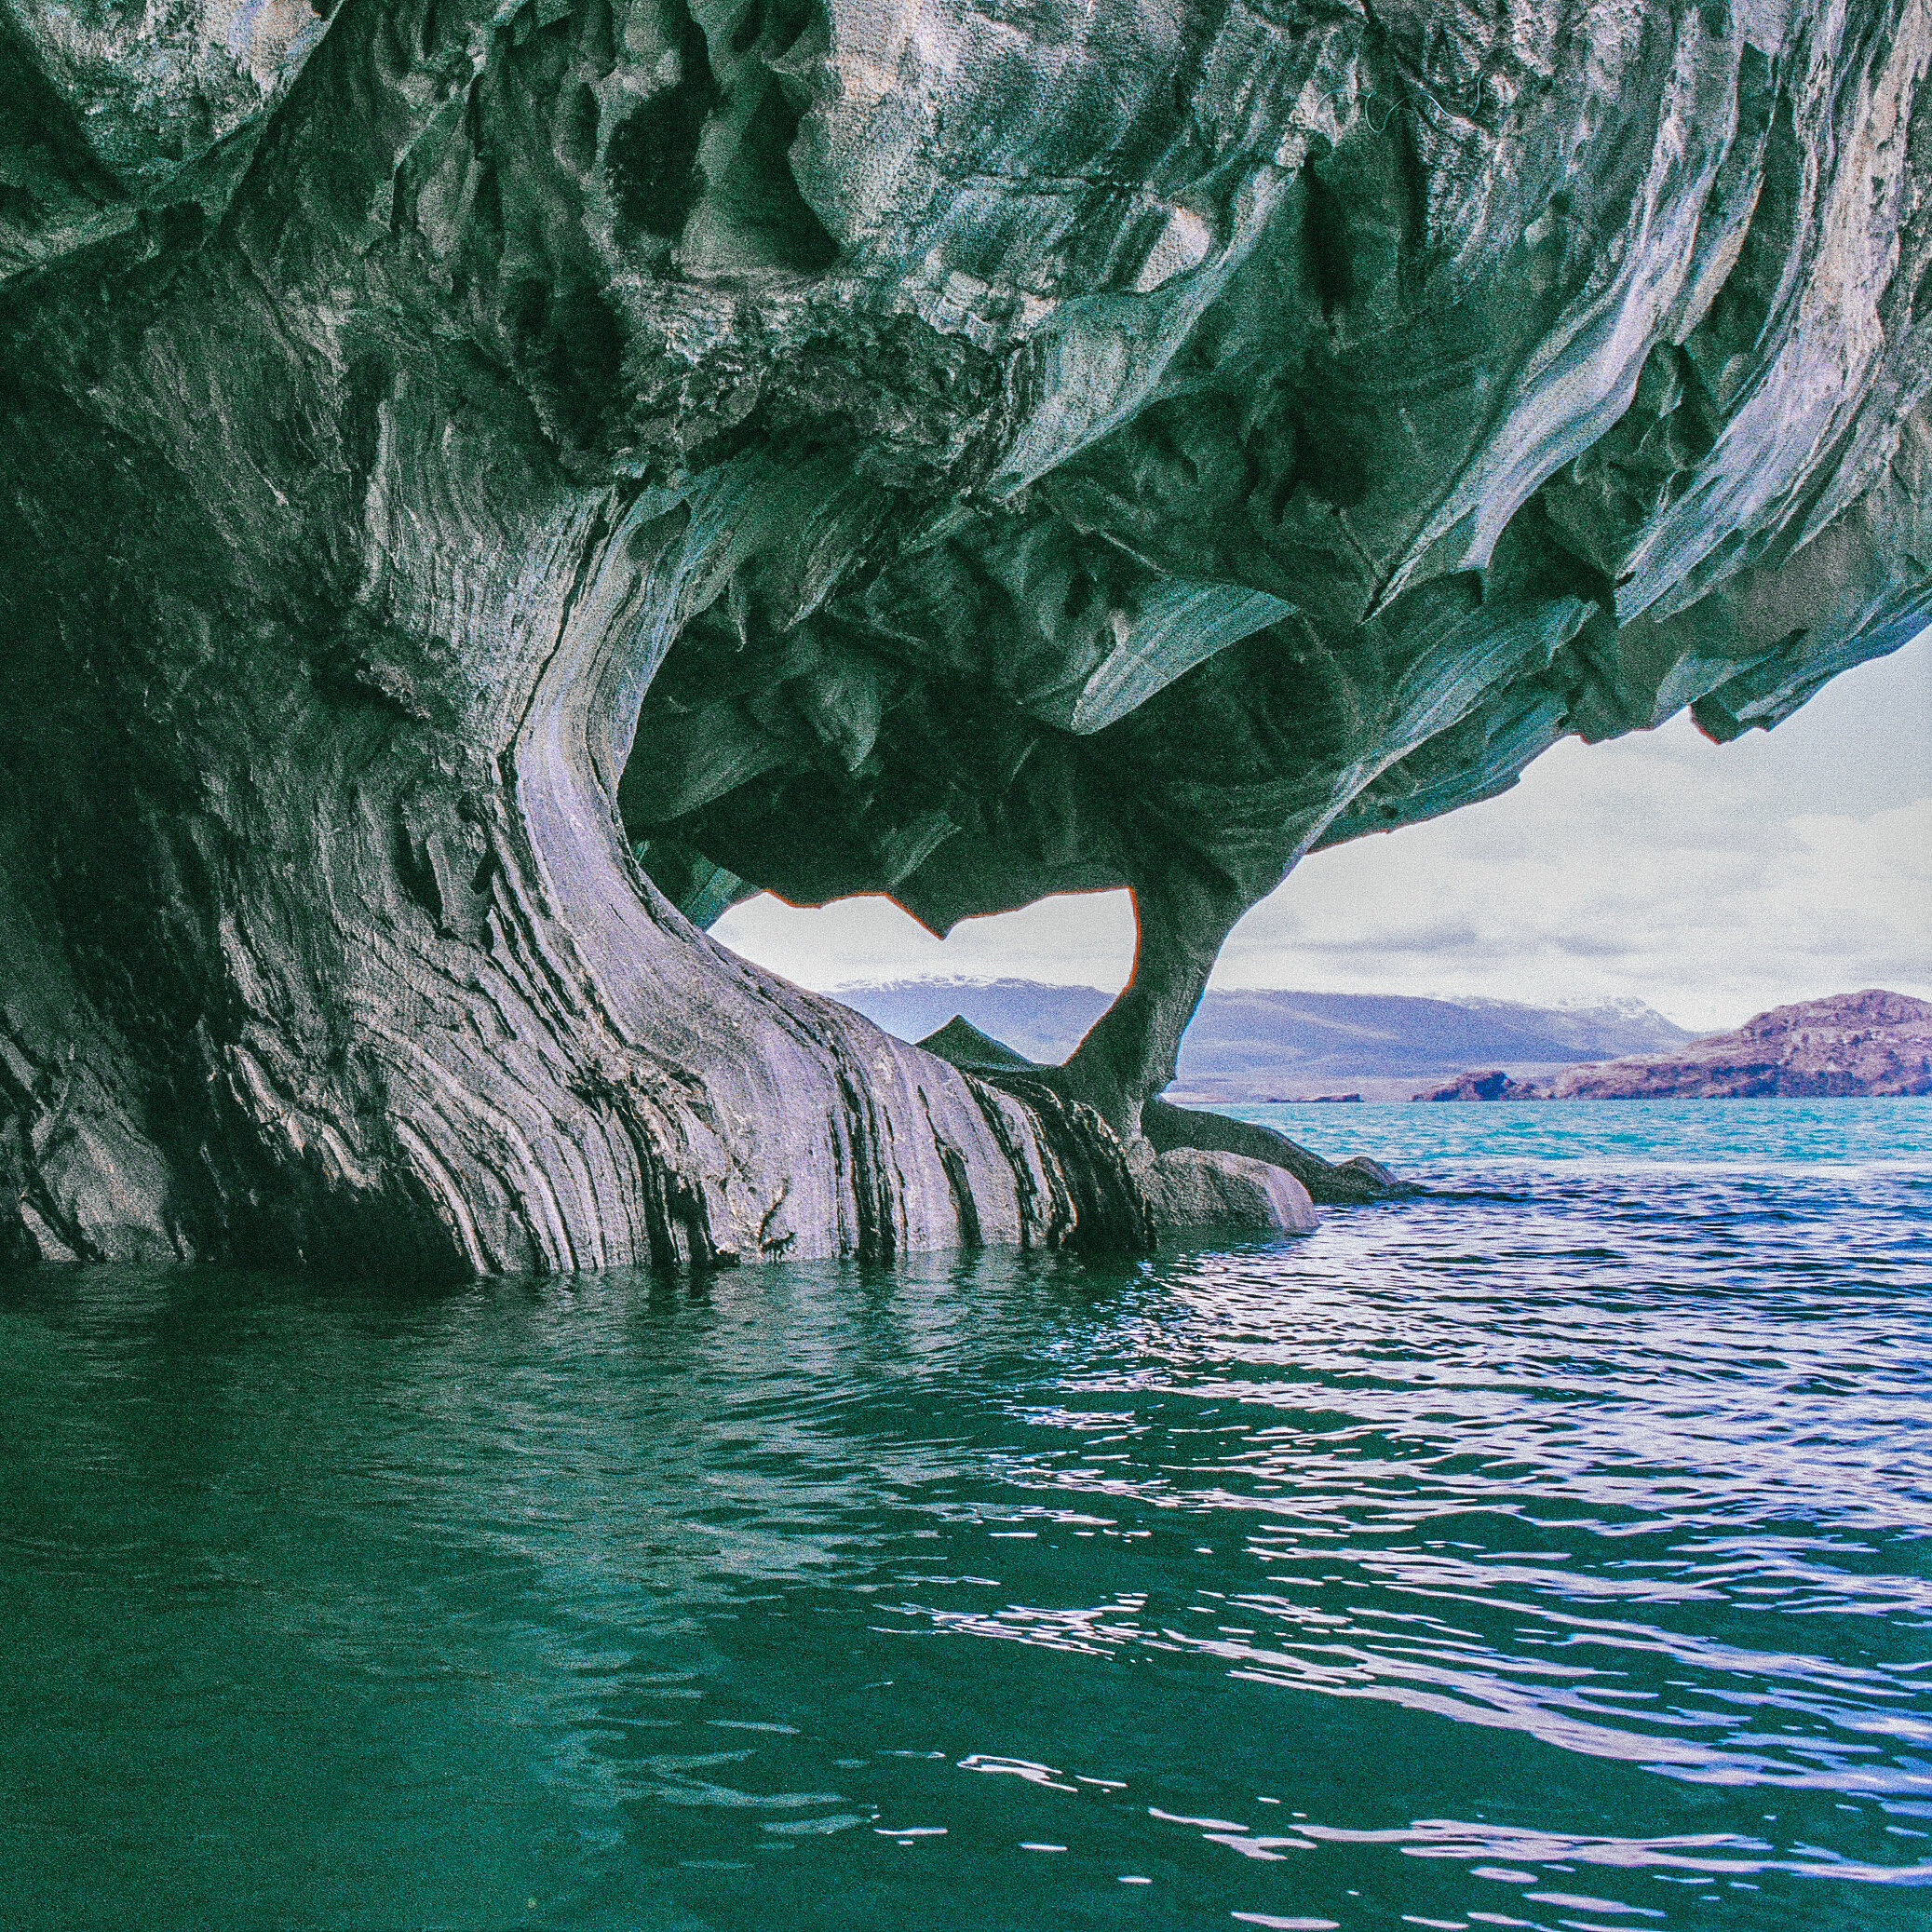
3;1100;1928;1929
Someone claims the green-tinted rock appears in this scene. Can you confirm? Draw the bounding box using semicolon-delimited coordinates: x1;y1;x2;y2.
1;0;1925;1269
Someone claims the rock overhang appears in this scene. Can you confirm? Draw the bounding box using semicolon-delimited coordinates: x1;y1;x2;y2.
2;0;1928;1266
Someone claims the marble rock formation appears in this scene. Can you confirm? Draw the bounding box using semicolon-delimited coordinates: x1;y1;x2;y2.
1130;1142;1318;1237
2;1;1929;1272
916;1008;1376;1220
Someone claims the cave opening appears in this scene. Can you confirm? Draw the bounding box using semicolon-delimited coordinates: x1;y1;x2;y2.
705;889;1140;1064
604;10;715;239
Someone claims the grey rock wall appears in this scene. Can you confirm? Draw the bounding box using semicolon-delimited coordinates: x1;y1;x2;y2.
1;0;1926;1270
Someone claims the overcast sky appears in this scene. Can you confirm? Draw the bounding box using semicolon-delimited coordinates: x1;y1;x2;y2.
713;629;1931;1032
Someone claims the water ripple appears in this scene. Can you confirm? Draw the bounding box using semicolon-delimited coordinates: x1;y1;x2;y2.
0;1100;1927;1927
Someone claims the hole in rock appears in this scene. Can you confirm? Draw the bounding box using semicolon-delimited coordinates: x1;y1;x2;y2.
605;15;715;238
712;80;839;273
709;890;1138;1066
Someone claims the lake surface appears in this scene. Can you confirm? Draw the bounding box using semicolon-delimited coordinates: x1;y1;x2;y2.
4;1100;1929;1929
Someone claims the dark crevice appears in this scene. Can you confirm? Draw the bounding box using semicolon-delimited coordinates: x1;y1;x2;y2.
602;0;839;274
1912;256;1932;326
0;14;128;243
718;77;839;273
1303;158;1354;317
1290;383;1371;507
506;271;625;449
561;83;600;176
605;11;715;238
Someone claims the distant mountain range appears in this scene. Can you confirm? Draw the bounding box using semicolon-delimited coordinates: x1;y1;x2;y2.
1420;990;1932;1100
829;979;1696;1101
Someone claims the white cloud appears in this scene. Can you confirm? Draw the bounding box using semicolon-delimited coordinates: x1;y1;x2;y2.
715;884;1139;994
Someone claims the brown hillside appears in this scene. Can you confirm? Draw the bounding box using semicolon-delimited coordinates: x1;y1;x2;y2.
1420;992;1932;1101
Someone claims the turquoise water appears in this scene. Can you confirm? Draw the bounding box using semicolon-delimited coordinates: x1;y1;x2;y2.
3;1100;1929;1930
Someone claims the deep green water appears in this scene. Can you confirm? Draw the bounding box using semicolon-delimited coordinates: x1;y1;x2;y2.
4;1101;1929;1930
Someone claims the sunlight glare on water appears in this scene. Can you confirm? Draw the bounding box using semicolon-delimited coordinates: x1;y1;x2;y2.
2;1100;1928;1929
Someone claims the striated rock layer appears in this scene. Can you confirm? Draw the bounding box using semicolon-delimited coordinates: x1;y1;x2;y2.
2;1;1929;1271
1130;1143;1319;1238
1420;992;1932;1100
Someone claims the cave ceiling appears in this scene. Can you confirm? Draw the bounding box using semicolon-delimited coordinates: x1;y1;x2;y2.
7;0;1929;939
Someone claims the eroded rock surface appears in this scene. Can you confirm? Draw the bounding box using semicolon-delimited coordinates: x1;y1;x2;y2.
920;1010;1376;1222
2;1;1928;1271
1131;1143;1319;1237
